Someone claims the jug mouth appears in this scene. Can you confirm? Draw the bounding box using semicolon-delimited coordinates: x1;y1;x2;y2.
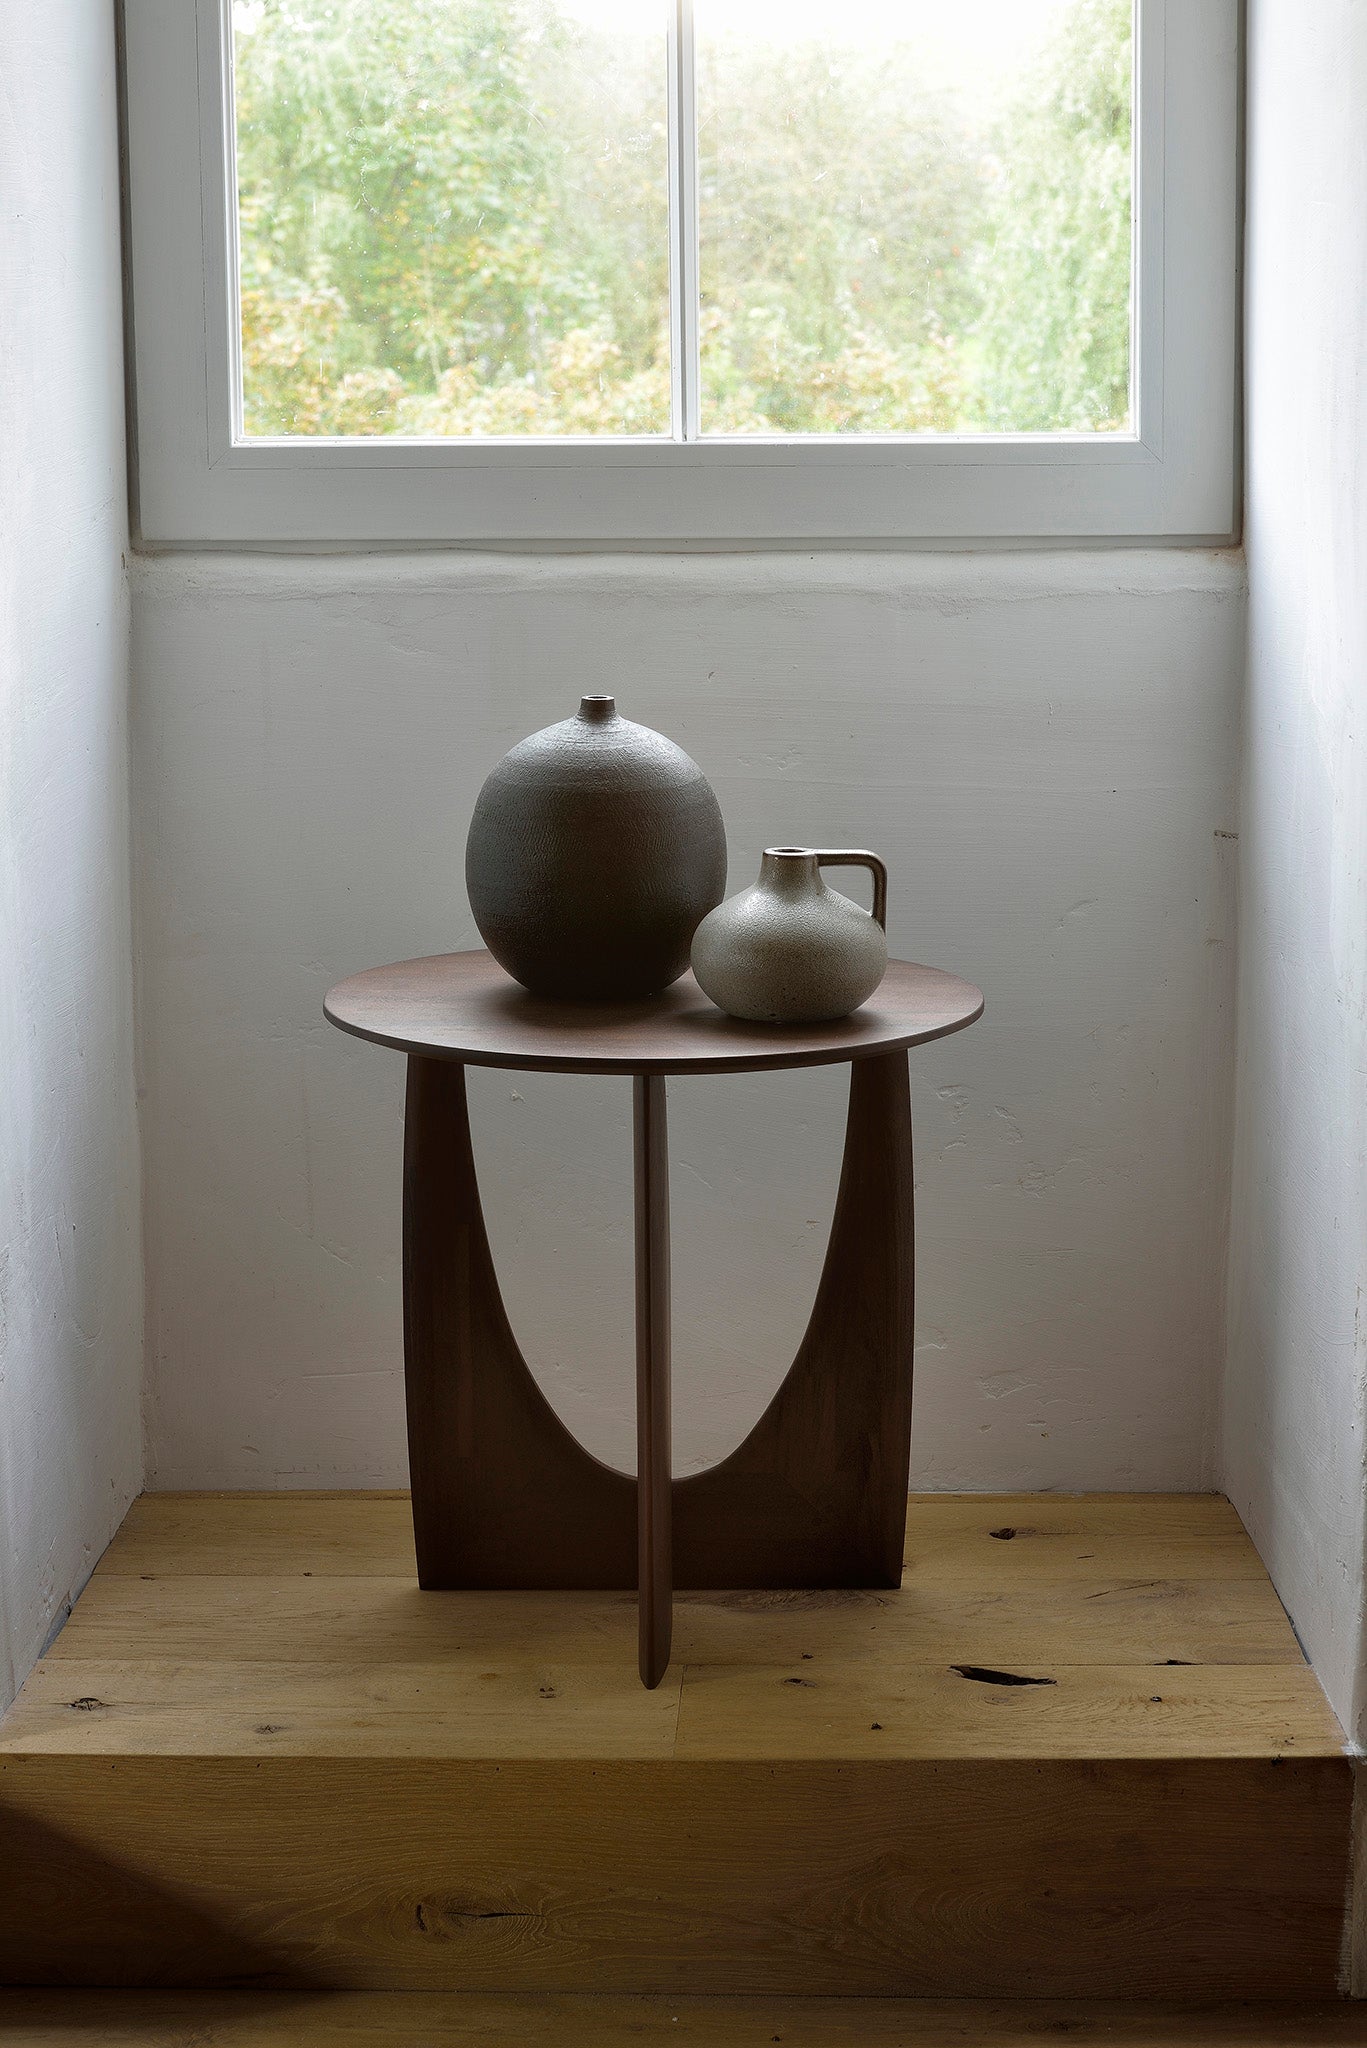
760;847;822;891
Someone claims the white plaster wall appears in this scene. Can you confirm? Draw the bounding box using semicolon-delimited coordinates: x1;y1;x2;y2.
133;548;1242;1492
0;2;144;1708
1222;2;1367;1740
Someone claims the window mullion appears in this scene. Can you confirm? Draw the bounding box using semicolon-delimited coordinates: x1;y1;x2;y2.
667;0;701;442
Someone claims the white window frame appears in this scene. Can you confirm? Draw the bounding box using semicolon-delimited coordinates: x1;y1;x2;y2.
122;0;1239;546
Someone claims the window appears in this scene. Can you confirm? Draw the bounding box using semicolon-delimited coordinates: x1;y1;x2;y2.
123;0;1239;543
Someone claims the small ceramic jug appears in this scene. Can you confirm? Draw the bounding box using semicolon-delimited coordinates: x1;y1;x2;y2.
691;847;889;1024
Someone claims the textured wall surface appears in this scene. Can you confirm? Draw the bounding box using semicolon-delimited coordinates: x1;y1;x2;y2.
133;548;1242;1493
1223;2;1367;1740
0;1;143;1708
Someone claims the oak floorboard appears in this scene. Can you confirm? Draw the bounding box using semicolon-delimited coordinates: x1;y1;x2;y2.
46;1572;1304;1671
0;1658;1340;1761
0;1659;681;1759
673;1657;1342;1760
3;1996;1367;2048
96;1492;1264;1584
0;1756;1350;1996
0;1491;1350;1999
96;1493;417;1579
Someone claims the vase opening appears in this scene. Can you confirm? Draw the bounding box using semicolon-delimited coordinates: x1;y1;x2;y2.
578;695;617;724
760;847;821;897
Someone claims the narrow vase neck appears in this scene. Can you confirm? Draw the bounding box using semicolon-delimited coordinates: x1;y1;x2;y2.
759;848;823;899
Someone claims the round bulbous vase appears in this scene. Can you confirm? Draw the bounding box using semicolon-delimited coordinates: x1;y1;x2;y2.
691;847;889;1024
465;696;727;1001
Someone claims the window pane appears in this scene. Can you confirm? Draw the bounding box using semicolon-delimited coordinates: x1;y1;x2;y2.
232;0;670;437
695;0;1133;436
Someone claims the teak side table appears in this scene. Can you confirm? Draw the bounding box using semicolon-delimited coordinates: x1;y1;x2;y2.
325;950;983;1688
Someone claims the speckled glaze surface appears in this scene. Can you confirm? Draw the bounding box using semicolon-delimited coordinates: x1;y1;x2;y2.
465;696;727;1001
691;848;889;1024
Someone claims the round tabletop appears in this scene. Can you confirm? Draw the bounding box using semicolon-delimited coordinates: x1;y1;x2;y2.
325;950;983;1077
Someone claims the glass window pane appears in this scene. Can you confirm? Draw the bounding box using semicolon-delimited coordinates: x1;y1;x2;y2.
695;0;1133;436
232;0;671;437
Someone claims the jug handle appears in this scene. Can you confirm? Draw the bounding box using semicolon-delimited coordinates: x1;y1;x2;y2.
812;850;888;931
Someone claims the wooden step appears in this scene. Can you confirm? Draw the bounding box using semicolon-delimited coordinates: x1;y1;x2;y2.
0;1493;1350;1998
2;1995;1367;2047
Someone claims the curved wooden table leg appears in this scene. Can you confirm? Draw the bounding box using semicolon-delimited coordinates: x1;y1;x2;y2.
402;1055;635;1590
634;1073;673;1688
673;1047;915;1587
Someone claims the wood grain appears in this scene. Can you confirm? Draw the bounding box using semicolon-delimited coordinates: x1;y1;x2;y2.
0;1659;1338;1761
94;1492;1272;1583
0;1492;1349;1996
2;1659;682;1758
672;1658;1342;1761
5;1995;1367;2048
39;1571;1307;1670
15;1491;1331;1762
324;951;984;1077
0;1755;1350;1995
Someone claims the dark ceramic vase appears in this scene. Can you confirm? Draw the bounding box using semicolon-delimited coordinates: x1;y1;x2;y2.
465;696;728;1001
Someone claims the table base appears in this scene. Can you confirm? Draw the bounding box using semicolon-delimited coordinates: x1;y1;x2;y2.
402;1050;915;1688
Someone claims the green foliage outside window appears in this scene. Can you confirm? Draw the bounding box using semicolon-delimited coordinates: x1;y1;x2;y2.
234;0;1133;437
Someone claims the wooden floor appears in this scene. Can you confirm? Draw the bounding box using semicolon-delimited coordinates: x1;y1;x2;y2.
3;1491;1342;1761
0;1493;1351;1998
2;1994;1367;2048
